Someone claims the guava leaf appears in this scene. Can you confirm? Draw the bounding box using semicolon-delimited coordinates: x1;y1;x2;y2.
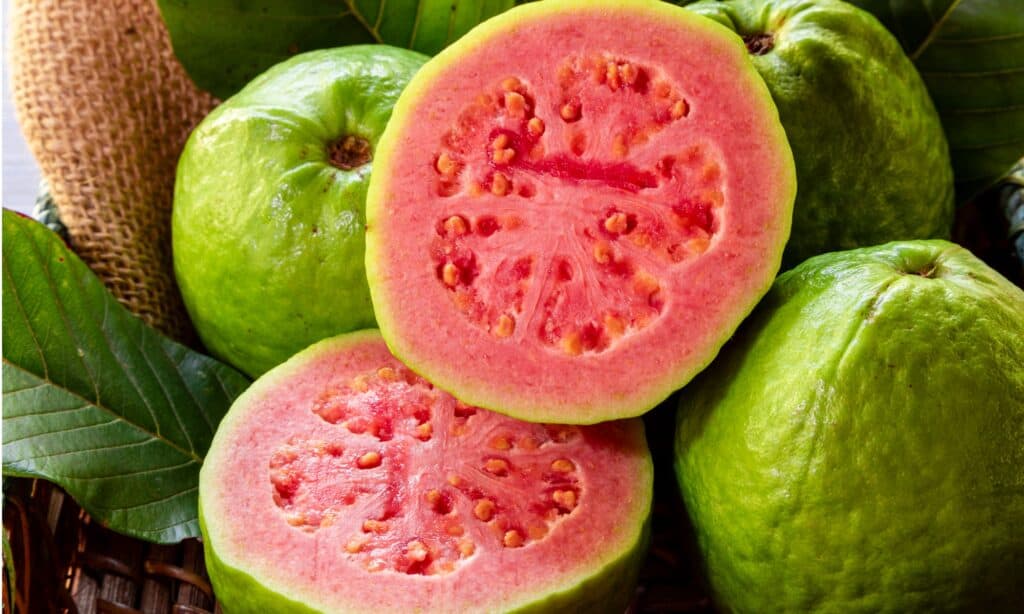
845;0;1024;202
2;211;250;544
157;0;515;98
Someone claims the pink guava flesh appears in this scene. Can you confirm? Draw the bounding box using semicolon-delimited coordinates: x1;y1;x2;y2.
366;0;795;423
200;331;652;612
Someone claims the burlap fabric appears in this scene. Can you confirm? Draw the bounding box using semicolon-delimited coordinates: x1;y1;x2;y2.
10;0;217;344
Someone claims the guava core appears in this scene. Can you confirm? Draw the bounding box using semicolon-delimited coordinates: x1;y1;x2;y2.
173;46;426;377
366;0;796;424
675;240;1024;612
685;0;955;266
200;330;653;613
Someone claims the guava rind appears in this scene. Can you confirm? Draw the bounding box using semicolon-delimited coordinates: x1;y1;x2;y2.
199;500;321;614
686;0;955;267
199;330;654;613
173;46;426;377
675;240;1024;612
366;0;796;424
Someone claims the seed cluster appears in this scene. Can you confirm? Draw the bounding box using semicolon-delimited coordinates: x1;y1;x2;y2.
425;56;724;357
270;368;586;575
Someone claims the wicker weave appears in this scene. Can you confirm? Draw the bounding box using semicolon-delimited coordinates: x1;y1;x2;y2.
9;0;216;344
3;480;219;614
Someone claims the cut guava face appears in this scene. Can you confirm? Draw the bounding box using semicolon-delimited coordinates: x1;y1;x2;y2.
366;0;796;424
173;46;426;377
199;330;653;613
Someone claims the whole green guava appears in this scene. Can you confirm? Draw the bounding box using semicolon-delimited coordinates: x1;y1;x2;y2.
675;240;1024;612
173;46;426;377
685;0;955;266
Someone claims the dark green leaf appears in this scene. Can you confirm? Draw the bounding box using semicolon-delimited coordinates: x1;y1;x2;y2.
157;0;515;98
2;211;250;544
846;0;1024;201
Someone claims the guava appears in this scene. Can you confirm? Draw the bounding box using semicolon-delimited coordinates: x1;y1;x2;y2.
173;46;426;377
674;240;1024;612
365;0;796;424
199;330;653;613
684;0;955;266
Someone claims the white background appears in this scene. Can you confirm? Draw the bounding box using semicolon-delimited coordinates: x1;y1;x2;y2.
3;0;44;216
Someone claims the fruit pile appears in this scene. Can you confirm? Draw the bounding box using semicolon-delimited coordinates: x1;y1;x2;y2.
5;0;1022;613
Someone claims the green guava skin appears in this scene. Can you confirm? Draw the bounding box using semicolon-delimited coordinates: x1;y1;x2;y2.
674;240;1024;612
685;0;955;267
173;46;426;377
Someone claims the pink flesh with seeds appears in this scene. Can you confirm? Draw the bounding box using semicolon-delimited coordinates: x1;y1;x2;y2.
368;4;793;422
202;333;651;612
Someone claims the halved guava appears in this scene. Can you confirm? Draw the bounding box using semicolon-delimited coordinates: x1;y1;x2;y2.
365;0;796;424
199;330;653;613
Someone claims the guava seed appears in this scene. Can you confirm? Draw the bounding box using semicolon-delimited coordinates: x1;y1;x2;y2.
474;499;497;522
484;458;511;477
503;530;525;548
357;451;382;469
363;519;389;534
551;459;575;473
560;101;581;122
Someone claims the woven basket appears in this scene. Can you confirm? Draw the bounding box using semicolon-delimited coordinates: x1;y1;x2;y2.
3;479;217;614
4;0;1022;611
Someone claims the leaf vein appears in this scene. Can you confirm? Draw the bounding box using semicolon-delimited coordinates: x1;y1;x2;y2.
138;334;197;454
28;234;103;404
1;402;93;419
9;436;159;462
912;0;964;61
100;485;199;514
62;458;197;482
931;31;1024;45
1;381;50;395
408;0;424;48
2;416;119;444
2;361;202;462
344;0;384;43
2;239;51;381
375;0;388;32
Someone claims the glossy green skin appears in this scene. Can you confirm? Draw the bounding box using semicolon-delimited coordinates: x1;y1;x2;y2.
173;46;426;377
686;0;955;267
158;0;515;98
845;0;1024;202
675;240;1024;612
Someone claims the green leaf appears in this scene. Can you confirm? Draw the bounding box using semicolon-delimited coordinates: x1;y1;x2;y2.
2;211;250;544
157;0;515;98
846;0;1024;202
